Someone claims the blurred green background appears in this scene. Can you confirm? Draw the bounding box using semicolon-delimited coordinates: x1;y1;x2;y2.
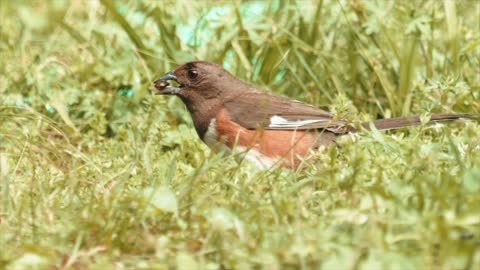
1;0;479;269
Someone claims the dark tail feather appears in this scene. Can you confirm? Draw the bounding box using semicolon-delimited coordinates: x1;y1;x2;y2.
364;113;479;131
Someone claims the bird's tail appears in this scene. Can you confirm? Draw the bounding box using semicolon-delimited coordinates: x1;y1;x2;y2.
362;113;479;131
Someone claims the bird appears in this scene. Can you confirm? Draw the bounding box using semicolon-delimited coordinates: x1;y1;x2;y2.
152;61;478;169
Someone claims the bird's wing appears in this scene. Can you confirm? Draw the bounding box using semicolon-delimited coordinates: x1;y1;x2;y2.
223;91;348;133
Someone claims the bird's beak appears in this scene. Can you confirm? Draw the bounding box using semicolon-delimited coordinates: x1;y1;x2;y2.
152;71;181;95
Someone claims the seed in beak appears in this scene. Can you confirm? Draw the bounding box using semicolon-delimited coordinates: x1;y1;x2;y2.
155;80;169;90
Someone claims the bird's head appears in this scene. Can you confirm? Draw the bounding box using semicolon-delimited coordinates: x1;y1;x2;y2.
152;61;241;100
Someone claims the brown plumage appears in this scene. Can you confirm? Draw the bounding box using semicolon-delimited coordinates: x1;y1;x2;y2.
153;61;479;169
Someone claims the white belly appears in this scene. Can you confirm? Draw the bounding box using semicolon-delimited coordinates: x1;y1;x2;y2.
202;119;278;169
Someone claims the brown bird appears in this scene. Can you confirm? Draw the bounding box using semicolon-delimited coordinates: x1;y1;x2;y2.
153;61;478;169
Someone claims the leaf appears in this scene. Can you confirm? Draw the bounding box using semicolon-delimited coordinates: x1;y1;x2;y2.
7;253;49;270
143;186;178;214
207;207;245;239
208;207;237;230
176;252;198;270
461;168;480;192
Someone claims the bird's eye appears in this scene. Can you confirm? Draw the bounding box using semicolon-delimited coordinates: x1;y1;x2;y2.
187;69;198;79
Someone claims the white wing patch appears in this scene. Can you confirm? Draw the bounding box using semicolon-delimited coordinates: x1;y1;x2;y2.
269;115;328;128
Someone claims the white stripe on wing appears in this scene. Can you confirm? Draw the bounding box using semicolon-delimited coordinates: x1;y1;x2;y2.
268;115;328;128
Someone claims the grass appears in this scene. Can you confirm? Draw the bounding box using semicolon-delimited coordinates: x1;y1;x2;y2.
1;0;480;269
